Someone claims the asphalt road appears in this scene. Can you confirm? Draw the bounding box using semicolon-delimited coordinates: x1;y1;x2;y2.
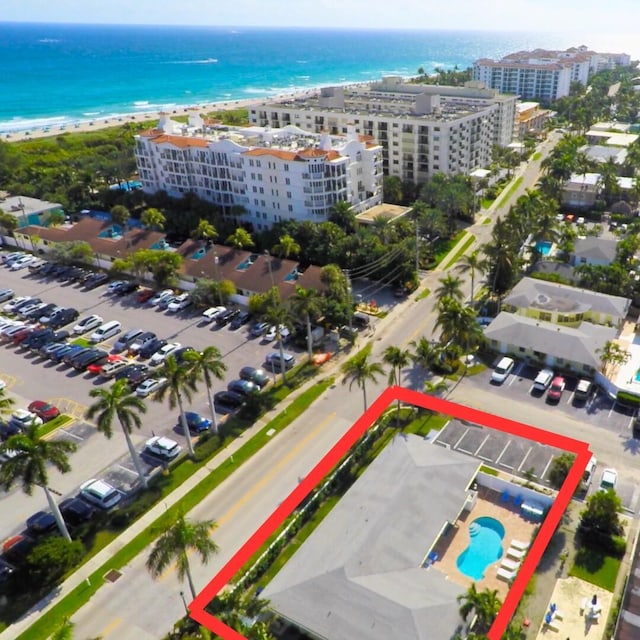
0;265;299;542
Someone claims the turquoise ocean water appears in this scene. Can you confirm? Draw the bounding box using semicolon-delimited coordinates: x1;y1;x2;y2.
0;23;573;134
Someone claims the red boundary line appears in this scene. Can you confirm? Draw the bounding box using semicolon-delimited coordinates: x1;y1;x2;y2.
189;386;592;640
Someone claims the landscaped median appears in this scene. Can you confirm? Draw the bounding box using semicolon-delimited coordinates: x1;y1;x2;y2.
11;371;334;640
39;414;73;439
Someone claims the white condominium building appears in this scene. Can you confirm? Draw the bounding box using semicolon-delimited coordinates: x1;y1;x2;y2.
134;119;383;230
248;77;517;184
473;46;631;103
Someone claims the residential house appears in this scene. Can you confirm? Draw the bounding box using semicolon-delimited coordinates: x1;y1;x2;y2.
561;173;601;209
569;237;618;267
0;195;64;228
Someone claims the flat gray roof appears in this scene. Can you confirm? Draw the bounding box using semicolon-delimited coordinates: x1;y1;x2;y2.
263;435;479;640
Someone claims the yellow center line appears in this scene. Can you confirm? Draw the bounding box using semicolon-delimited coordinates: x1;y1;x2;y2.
99;617;123;638
157;411;337;581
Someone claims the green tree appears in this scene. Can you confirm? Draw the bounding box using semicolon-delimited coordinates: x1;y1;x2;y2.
456;250;483;304
48;210;66;227
226;227;255;250
140;207;166;231
26;536;84;585
410;336;441;372
435;273;464;303
191;218;218;243
328;200;357;233
156;355;198;458
457;584;502;634
0;387;15;417
383;345;411;426
290;286;322;360
146;512;219;600
341;349;385;412
578;488;624;547
110;204;130;228
48;619;75;640
86;379;148;489
260;293;295;383
183;347;227;435
548;453;576;489
597;340;631;375
435;298;484;354
271;233;301;259
0;422;77;542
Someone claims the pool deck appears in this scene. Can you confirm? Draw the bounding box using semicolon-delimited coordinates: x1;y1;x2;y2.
431;486;539;599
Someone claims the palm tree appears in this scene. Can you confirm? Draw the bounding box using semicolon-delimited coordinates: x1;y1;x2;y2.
0;387;15;417
290;286;322;359
49;619;74;640
191;218;218;244
0;422;77;542
86;379;148;489
383;345;411;426
456;250;483;304
156;355;198;458
341;350;385;412
226;228;255;250
435;273;464;303
435;298;484;355
271;233;301;259
140;207;166;231
410;336;441;372
261;295;294;384
183;347;227;435
146;512;219;600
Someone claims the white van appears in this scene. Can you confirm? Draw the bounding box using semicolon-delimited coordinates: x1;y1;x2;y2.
89;320;122;344
582;455;597;489
491;356;515;384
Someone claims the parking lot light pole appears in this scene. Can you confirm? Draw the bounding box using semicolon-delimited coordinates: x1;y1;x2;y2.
212;248;223;305
179;590;188;614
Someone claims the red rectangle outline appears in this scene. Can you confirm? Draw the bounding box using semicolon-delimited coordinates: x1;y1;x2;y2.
189;385;592;640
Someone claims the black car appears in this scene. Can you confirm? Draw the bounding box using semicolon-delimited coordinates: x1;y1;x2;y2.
38;340;71;359
216;308;240;327
72;348;108;371
2;534;36;563
227;379;259;396
84;273;109;290
174;346;195;363
37;262;56;276
49;308;79;329
115;364;151;386
26;329;68;352
48;343;78;363
50;263;69;278
54;265;74;280
115;281;138;297
138;338;167;359
62;345;91;366
24;302;57;321
214;390;245;410
0;558;14;584
26;511;58;535
239;366;270;387
20;328;55;350
229;310;251;330
62;266;84;282
59;497;95;526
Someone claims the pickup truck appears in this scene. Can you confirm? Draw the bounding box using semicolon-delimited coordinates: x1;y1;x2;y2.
532;368;554;392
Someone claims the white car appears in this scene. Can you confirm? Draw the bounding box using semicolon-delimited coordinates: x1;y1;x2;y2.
532;368;554;392
2;251;25;265
167;293;191;313
73;314;104;335
10;255;36;270
144;436;182;460
107;280;126;293
264;325;290;342
599;468;618;491
150;342;181;366
201;306;225;323
0;288;14;303
3;296;31;314
148;289;174;306
9;409;43;430
79;479;122;510
136;376;169;397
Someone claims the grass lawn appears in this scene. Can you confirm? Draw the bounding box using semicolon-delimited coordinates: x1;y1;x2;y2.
71;337;91;347
441;233;476;270
432;230;466;267
415;288;430;301
405;412;450;437
569;547;621;592
40;414;73;438
494;176;523;209
532;151;542;161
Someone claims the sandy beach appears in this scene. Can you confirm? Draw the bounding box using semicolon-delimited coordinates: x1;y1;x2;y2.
2;89;320;143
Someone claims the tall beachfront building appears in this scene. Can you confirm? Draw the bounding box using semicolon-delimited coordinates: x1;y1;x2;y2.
473;46;631;103
248;77;517;184
134;117;383;230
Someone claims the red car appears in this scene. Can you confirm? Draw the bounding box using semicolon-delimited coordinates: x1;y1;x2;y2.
137;288;155;303
27;400;60;422
87;354;122;375
546;376;566;403
11;326;37;345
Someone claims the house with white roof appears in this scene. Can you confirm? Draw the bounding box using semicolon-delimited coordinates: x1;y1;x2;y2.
569;237;619;267
561;172;601;209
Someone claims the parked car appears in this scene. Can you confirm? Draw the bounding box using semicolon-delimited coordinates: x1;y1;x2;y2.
138;338;167;360
264;324;290;342
158;295;178;311
25;302;56;321
9;409;43;431
201;306;226;323
87;354;122;375
63;346;92;367
136;288;155;303
239;366;270;387
72;348;109;371
83;272;109;290
38;341;71;360
179;412;211;434
27;260;46;274
10;255;36;270
59;497;95;526
216;308;239;327
227;379;259;396
250;321;269;337
490;357;515;384
73;314;104;335
114;363;151;386
3;296;32;314
79;479;122;510
2;534;37;562
0;288;14;303
2;251;25;265
127;331;157;356
148;289;174;307
532;368;554;392
574;378;593;403
546;376;566;403
20;328;55;351
230;310;251;330
599;468;618;491
16;298;43;317
99;359;131;379
582;455;597;489
89;320;122;343
167;293;192;313
150;342;182;366
264;351;296;372
113;281;138;297
144;436;181;460
11;326;38;345
214;390;246;410
136;376;168;398
27;401;60;422
112;328;144;353
26;511;57;535
48;307;79;329
107;280;127;294
49;343;81;364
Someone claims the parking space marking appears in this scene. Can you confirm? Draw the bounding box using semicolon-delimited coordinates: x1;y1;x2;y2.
474;434;491;457
540;454;554;481
49;428;84;442
495;440;511;466
48;397;88;420
0;372;20;389
517;447;533;473
453;428;469;450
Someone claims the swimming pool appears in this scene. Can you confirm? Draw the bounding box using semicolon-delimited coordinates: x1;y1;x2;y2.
536;240;553;256
456;516;505;580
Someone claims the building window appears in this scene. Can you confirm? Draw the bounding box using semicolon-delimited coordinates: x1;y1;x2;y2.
539;312;552;322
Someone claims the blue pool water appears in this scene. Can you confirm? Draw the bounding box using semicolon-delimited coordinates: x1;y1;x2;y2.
635;369;640;382
456;516;505;580
536;240;553;256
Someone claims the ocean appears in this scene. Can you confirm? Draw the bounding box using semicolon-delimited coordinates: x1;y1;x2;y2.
0;23;577;134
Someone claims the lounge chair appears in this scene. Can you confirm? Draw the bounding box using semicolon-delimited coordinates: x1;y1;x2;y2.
501;558;520;571
501;490;511;502
506;546;526;560
497;567;515;582
511;539;530;551
513;495;523;507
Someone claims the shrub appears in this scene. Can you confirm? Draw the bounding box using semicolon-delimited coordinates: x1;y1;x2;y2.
26;537;84;585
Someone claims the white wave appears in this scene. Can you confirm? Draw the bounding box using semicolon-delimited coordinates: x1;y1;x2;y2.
38;38;61;43
167;58;218;65
82;111;101;116
296;60;308;64
0;115;69;133
296;75;311;80
133;100;150;106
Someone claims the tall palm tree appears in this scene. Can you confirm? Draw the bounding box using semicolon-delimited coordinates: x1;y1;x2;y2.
0;387;15;417
146;512;219;600
457;585;501;634
456;250;483;304
183;347;227;435
191;218;218;244
86;379;148;489
435;298;484;355
383;345;411;426
341;350;385;412
0;422;77;542
156;355;199;458
271;233;301;259
140;207;166;231
261;296;294;384
410;336;441;372
225;228;255;250
435;273;464;303
291;285;322;360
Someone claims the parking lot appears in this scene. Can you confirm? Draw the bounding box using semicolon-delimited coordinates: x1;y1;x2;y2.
0;258;307;540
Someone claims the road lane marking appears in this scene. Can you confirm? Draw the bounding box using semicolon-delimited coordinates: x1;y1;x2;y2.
99;617;123;638
157;411;337;581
